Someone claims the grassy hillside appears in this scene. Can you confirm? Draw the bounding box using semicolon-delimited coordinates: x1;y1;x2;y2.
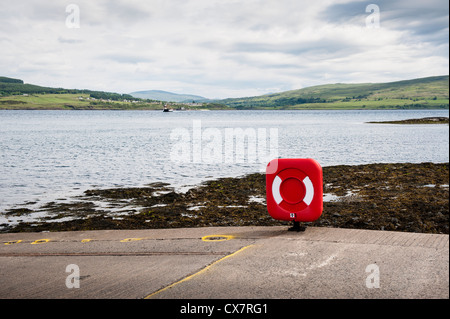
0;93;229;110
0;76;153;110
1;75;448;110
220;75;449;109
0;76;136;101
0;76;227;110
0;93;162;110
0;77;162;110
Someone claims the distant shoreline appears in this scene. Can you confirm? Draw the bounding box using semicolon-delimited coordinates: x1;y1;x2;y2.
1;105;449;111
2;75;448;110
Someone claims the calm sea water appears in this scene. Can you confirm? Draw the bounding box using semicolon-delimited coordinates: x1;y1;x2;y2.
0;109;448;212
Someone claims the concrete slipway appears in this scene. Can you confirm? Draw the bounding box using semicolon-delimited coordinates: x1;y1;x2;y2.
0;226;448;299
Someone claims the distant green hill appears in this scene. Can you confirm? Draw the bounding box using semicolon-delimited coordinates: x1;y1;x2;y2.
220;75;449;109
0;76;24;84
0;76;136;101
0;77;215;110
1;75;448;110
130;90;209;103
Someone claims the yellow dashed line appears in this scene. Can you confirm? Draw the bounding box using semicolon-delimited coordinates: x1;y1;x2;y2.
31;239;51;245
3;233;235;245
4;240;22;245
120;238;145;243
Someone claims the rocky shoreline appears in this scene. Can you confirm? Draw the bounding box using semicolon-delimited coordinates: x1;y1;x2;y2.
1;162;448;234
368;117;449;124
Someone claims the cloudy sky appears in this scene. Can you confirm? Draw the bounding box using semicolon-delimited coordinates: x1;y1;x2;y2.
0;0;448;98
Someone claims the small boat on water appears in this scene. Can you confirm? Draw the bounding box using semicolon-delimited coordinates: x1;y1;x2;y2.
163;104;174;112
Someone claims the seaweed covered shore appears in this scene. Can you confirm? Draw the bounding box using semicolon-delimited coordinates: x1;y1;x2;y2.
1;163;448;234
368;117;449;125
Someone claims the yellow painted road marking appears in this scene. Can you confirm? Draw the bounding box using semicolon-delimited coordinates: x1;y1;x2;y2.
31;239;51;245
4;240;22;245
120;238;145;243
2;235;235;245
201;235;235;242
145;244;254;299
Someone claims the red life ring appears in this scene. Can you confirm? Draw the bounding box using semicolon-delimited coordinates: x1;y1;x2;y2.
266;159;323;222
271;168;314;212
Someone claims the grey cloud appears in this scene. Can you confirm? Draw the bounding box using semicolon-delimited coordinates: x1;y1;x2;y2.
319;1;367;23
321;0;449;43
199;36;362;59
222;52;303;70
79;0;152;28
0;2;63;29
229;40;360;56
99;53;154;64
104;0;152;24
58;37;84;44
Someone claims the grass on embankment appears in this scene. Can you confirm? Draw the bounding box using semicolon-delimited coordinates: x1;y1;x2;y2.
0;94;166;110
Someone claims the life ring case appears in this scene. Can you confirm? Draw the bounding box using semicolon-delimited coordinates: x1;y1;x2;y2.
266;158;323;222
